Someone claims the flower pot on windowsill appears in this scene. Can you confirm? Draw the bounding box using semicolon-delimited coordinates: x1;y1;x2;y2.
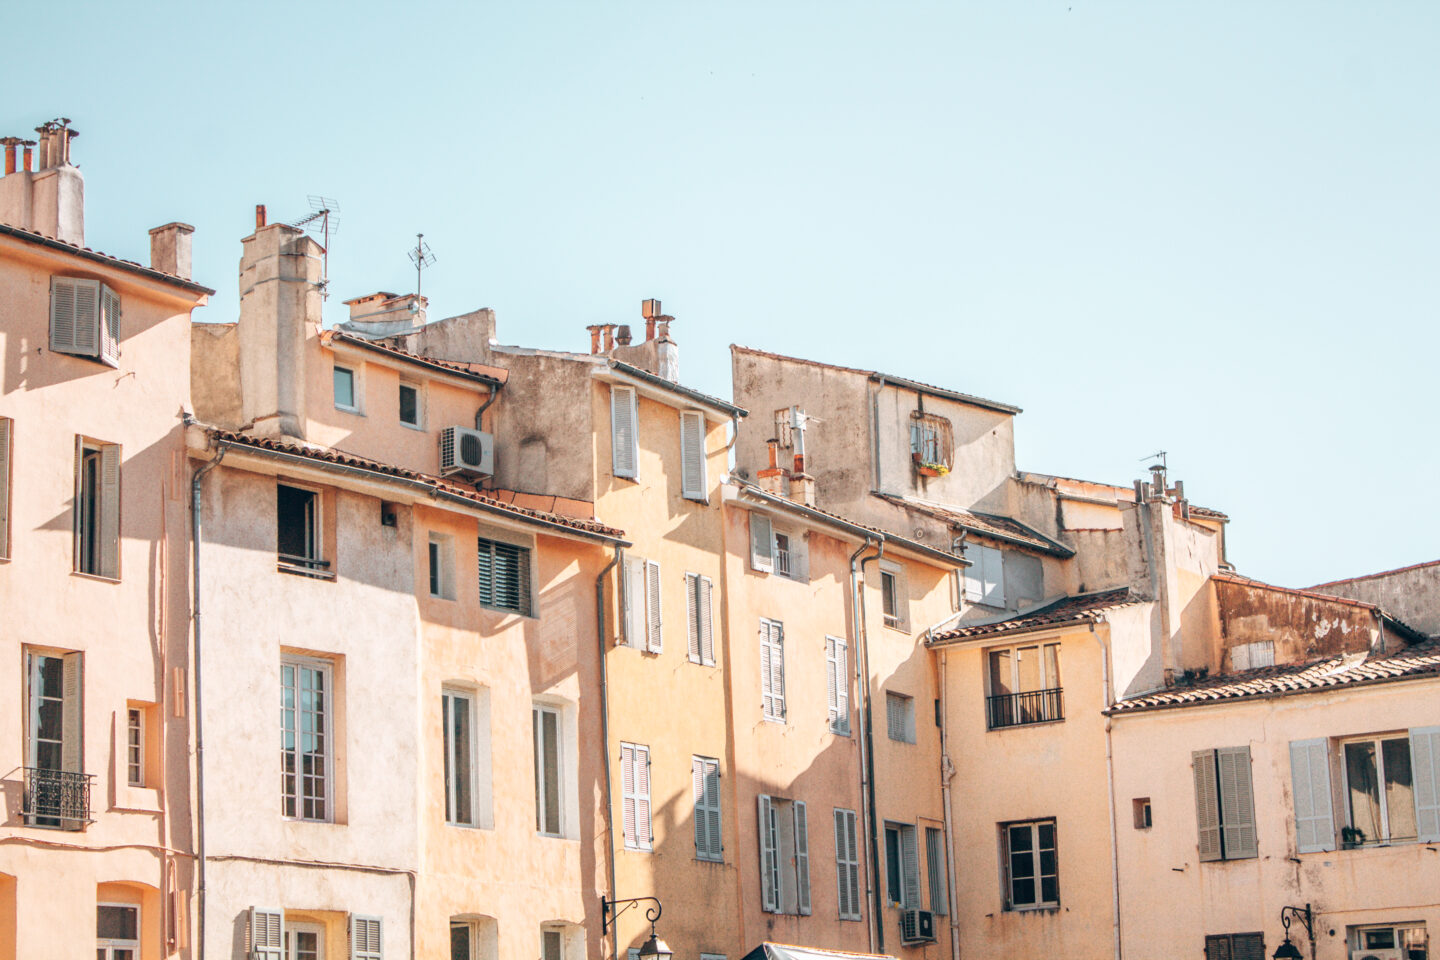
916;462;949;478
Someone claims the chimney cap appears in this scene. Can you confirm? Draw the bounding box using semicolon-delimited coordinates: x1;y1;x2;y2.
641;298;663;319
149;221;195;237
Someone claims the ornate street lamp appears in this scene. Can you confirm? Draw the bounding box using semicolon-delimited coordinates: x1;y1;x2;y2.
1273;904;1314;960
601;896;671;960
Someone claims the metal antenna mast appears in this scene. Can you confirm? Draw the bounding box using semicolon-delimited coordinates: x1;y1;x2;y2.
290;196;340;299
408;233;436;297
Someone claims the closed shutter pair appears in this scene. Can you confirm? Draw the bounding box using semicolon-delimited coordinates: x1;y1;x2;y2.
1191;747;1257;861
686;573;714;664
621;742;652;850
1288;728;1440;852
51;278;121;366
833;808;862;920
693;756;722;860
248;909;382;959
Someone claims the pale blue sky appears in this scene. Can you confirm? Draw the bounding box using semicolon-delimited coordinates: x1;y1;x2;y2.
7;2;1437;588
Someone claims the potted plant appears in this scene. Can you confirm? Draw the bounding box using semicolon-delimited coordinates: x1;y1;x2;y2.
1341;826;1366;849
916;461;950;478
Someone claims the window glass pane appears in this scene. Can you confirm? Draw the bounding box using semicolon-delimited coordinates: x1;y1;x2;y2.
79;450;100;573
1011;877;1035;906
881;573;897;618
452;695;472;824
277;486;317;560
334;367;354;407
1008;824;1032;852
885;827;901;901
989;650;1013;696
542;710;561;834
1040;875;1059;904
429;541;441;596
97;905;138;940
399;384;418;424
1365;930;1397;949
543;930;563;960
1345;741;1382;843
1017;646;1041;692
1383;738;1416;840
1044;644;1061;689
451;924;472;960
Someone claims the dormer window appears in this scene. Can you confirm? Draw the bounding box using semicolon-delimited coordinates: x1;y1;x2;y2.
910;412;953;474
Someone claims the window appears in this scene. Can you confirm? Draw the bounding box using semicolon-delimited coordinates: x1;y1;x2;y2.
281;655;333;821
428;534;455;600
621;742;652;850
1230;640;1275;671
1343;735;1419;846
774;533;792;577
963;544;1005;608
1133;798;1152;829
50;277;120;365
693;756;722;861
1349;923;1429;960
886;692;915;744
97;903;139;960
350;915;383;960
623;556;663;651
542;926;581;960
334;364;358;411
758;795;810;915
748;513;806;581
834;808;862;921
926;826;948;915
0;416;11;559
289;920;325;960
74;438;120;579
685;573;715;665
680;409;707;500
826;636;850;735
477;536;531;615
1002;819;1058;910
534;704;564;837
986;642;1063;729
749;513;774;573
277;483;328;575
1204;933;1265;960
611;384;639;479
910;412;953;472
760;619;785;722
884;821;919;908
399;382;421;427
1291;729;1440;853
879;561;907;630
24;650;86;828
444;690;476;826
126;708;144;787
1192;746;1257;861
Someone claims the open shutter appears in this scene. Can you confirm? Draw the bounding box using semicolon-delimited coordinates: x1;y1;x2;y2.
963;552;983;603
99;284;121;365
693;757;710;857
51;277;104;357
926;826;948;915
611;385;638;478
249;907;284;960
901;825;920;909
845;810;861;918
757;795;778;912
1192;749;1222;861
1217;746;1257;859
98;443;121;579
750;513;774;573
0;418;10;557
686;575;701;662
1289;739;1336;853
698;577;714;665
981;547;1005;608
768;622;785;720
704;760;722;859
350;915;383;960
635;744;651;849
1411;726;1440;842
621;744;637;848
645;560;662;652
794;800;811;915
61;652;83;774
680;410;706;500
830;638;849;732
825;639;839;729
624;558;646;648
760;624;776;718
834;810;852;919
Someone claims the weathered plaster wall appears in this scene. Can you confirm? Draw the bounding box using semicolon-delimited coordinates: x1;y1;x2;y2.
1310;561;1440;638
191;322;242;427
488;350;598;501
1215;579;1381;669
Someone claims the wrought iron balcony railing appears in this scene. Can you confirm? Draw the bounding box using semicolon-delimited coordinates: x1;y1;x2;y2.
23;767;94;828
987;687;1064;730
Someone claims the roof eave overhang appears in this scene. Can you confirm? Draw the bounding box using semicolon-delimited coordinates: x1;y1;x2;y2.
596;361;748;420
326;333;506;389
0;224;216;298
869;372;1022;416
927;615;1102;649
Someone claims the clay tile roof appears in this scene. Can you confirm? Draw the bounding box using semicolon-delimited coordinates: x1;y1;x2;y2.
0;222;216;295
208;429;625;540
928;588;1138;643
1186;504;1229;520
1109;638;1440;714
324;331;508;384
878;494;1074;557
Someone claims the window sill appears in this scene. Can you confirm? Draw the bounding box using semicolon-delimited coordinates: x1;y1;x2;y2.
112;786;162;814
72;570;121;584
1007;905;1060;914
687;658;718;667
830;726;852;738
763;716;787;725
622;844;654;854
428;592;456;602
400;421;425;432
334;405;365;416
694;855;724;864
277;562;336;581
479;602;535;620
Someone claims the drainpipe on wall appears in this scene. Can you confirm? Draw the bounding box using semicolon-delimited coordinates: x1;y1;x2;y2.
474;381;502;431
595;544;622;960
870;377;887;493
847;536;881;954
938;649;962;960
857;540;888;953
1090;621;1123;960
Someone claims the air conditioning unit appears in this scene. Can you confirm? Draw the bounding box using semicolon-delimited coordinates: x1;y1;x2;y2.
900;909;936;945
439;426;494;479
1352;951;1402;960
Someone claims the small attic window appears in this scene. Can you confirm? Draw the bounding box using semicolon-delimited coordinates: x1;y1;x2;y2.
910;413;953;473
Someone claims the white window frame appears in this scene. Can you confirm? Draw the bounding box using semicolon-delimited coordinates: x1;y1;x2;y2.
96;902;140;959
621;741;652;851
443;688;477;827
74;436;121;580
758;794;810;915
285;920;325;960
428;533;455;600
25;649;83;827
1001;818;1058;911
534;703;565;838
276;481;327;576
760;618;786;723
826;636;850;735
1339;733;1419;846
126;706;145;787
611;384;639;479
693;755;723;862
879;560;908;631
686;572;715;665
281;654;334;822
1348;922;1429;957
886;691;916;744
398;380;424;429
926;825;948;916
334;363;361;413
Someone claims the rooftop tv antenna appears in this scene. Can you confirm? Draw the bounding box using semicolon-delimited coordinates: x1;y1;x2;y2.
290;196;340;299
408;233;436;297
1139;450;1167;471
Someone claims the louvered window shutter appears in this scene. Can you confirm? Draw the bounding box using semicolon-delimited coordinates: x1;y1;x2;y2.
692;757;709;857
1231;934;1265;960
1288;739;1336;853
693;757;722;860
680;410;706;500
98;443;121;579
762;622;785;720
760;625;776;718
0;418;10;558
1192;749;1222;862
51;277;104;358
963;556;983;603
900;825;920;909
645;560;662;652
99;284;121;365
926;826;948;915
624;558;645;647
249;907;284;960
1217;746;1257;859
794;800;812;915
698;577;714;665
757;795;778;912
887;694;903;741
621;744;637;848
611;385;638;478
845;810;861;918
1204;936;1233;960
825;639;839;729
686;574;701;662
635;744;652;849
834;810;851;919
61;652;83;774
829;638;849;733
350;915;383;960
750;514;774;573
704;759;722;859
1411;726;1440;842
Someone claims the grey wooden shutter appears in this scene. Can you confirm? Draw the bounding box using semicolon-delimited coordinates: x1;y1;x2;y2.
99;284;121;365
900;824;920;909
1204;936;1232;960
826;638;848;733
758;795;778;912
249;907;284;960
760;621;785;720
794;800;811;915
1192;749;1222;861
750;513;774;573
926;826;948;915
1230;934;1265;960
698;576;714;665
51;277;103;357
686;574;701;662
350;915;383;960
680;410;706;499
634;744;651;849
1289;738;1336;853
845;810;861;918
981;547;1005;607
834;809;852;919
0;418;10;557
1411;726;1440;842
693;757;709;858
963;551;983;603
645;560;662;652
61;652;83;773
1217;746;1257;859
611;385;638;478
98;443;121;579
624;558;645;647
704;759;722;859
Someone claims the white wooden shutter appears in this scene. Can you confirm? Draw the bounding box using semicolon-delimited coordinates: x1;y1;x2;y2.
698;576;714;665
1192;749;1222;862
760;621;785;721
1289;738;1336;853
249;907;284;960
900;824;920;909
61;652;83;773
757;795;778;912
686;574;701;662
750;513;774;573
634;744;652;849
99;284;121;365
981;546;1005;607
760;625;776;718
0;418;10;557
645;560;662;652
833;809;851;919
680;410;706;500
826;637;850;733
1217;745;1257;859
1411;726;1440;842
963;554;983;603
50;277;104;357
624;557;646;648
350;915;383;960
611;385;638;478
794;800;811;915
98;443;121;579
621;743;637;848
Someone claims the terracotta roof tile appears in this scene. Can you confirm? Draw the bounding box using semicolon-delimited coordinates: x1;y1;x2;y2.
878;494;1074;557
1110;638;1440;714
929;588;1138;643
0;223;216;295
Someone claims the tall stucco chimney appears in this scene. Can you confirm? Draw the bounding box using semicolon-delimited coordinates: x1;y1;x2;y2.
0;118;84;245
655;317;678;382
237;222;324;439
149;222;195;280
